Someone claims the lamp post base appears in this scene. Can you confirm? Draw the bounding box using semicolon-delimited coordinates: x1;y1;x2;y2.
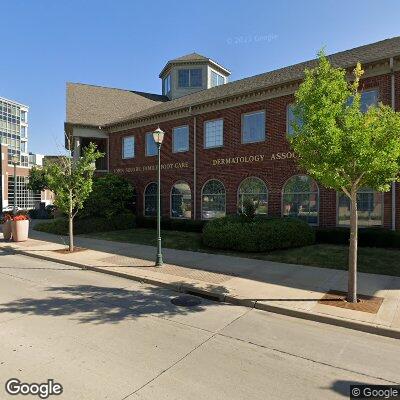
155;254;163;267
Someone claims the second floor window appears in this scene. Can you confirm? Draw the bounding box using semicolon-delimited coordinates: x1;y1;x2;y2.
146;132;158;156
242;111;266;143
173;125;189;153
122;136;135;159
178;69;202;88
347;89;379;112
204;119;223;148
287;104;303;136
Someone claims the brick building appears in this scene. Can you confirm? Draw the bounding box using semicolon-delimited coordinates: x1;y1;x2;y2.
0;96;52;211
65;37;400;230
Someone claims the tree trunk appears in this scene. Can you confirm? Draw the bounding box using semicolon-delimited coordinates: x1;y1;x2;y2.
347;188;358;303
68;215;74;252
68;191;74;252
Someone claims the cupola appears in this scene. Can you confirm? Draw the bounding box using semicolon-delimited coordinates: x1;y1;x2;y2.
159;52;231;100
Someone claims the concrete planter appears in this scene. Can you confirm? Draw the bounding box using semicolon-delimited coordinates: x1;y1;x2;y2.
2;220;12;241
11;220;29;242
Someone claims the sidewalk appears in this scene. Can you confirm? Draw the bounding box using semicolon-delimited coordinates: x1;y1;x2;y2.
2;227;400;339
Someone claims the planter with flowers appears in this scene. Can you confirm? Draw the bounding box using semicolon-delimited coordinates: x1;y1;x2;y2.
11;214;30;242
1;213;13;241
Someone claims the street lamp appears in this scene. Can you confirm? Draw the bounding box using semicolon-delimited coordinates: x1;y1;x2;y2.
152;127;165;267
11;154;19;215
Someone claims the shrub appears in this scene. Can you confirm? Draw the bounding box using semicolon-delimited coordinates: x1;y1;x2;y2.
239;199;257;221
315;227;400;249
202;216;315;252
34;213;136;235
28;205;56;220
79;174;135;219
136;216;206;232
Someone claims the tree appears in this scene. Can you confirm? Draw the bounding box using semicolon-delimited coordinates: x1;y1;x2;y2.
41;142;103;252
79;174;134;219
290;52;400;303
27;166;49;192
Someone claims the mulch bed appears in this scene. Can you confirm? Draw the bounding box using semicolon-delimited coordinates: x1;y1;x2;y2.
53;247;87;254
318;290;383;314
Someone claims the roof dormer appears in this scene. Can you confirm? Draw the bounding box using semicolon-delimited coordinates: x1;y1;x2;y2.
159;52;231;100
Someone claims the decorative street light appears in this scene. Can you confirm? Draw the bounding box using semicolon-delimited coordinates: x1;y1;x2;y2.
11;154;19;215
152;127;165;267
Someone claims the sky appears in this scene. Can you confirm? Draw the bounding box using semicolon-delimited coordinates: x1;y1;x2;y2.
1;0;400;155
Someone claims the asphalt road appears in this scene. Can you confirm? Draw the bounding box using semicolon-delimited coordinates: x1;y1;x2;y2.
0;251;398;400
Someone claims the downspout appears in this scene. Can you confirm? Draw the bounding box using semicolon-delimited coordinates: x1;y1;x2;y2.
190;105;197;220
390;58;396;231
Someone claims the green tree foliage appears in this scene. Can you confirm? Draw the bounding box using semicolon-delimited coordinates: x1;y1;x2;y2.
42;142;103;251
290;51;400;302
80;174;134;219
27;166;49;192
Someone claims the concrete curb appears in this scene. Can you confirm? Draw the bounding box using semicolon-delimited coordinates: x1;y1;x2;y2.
10;247;400;340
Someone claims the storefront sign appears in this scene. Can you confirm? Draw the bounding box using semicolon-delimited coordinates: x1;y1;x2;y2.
113;161;189;174
211;152;297;166
212;154;265;166
270;151;298;160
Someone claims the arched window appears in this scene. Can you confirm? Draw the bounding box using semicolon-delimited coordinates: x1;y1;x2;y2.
338;188;383;227
201;179;226;219
282;175;319;225
171;182;192;219
144;182;157;217
238;177;268;214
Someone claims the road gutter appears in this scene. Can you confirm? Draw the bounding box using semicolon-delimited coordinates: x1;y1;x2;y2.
7;246;400;340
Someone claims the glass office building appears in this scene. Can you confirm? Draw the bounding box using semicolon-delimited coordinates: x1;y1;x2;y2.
0;96;29;167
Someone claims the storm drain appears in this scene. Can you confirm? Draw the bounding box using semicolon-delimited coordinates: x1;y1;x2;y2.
171;295;202;307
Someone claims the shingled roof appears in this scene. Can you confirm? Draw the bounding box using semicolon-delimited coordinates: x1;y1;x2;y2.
106;36;400;129
158;52;231;78
66;83;168;127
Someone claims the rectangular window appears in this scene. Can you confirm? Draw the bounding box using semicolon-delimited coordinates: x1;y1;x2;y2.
146;132;158;156
211;71;225;87
347;89;379;112
178;69;190;87
287;104;303;136
20;141;27;153
163;74;171;95
21;110;27;123
122;136;135;159
173;125;189;153
360;89;378;112
190;69;202;87
21;126;27;138
204;119;223;148
242;111;266;143
178;69;202;88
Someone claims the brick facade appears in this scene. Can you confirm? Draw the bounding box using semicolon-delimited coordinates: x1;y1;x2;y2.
107;72;400;230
